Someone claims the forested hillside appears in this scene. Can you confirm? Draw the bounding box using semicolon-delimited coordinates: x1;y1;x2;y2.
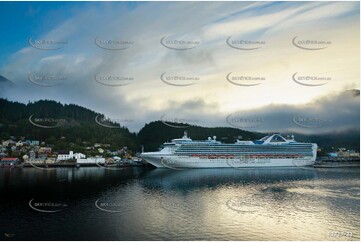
0;98;139;151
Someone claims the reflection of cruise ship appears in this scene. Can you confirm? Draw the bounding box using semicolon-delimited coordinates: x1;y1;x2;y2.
141;167;319;190
140;132;317;168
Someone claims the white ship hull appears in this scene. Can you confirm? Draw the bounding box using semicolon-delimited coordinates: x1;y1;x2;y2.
141;155;315;169
140;133;317;169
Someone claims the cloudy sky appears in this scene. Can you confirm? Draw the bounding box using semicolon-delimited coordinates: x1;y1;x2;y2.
0;1;359;133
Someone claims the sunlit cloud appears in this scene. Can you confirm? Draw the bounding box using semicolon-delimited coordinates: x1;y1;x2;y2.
0;1;359;132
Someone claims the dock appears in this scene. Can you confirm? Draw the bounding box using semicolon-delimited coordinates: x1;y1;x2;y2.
314;157;360;168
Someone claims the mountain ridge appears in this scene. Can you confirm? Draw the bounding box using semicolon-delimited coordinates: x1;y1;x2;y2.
0;98;359;153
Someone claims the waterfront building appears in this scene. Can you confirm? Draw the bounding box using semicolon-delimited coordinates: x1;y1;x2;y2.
56;151;86;161
0;157;19;165
77;157;105;164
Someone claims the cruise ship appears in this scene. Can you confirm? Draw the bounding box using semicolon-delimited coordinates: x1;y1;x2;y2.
140;132;318;168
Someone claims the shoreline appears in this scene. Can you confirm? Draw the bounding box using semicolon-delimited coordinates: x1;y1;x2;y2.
11;163;147;168
3;162;359;169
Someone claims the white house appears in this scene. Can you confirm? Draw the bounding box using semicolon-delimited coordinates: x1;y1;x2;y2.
16;141;23;147
57;151;73;161
74;153;86;159
56;151;85;161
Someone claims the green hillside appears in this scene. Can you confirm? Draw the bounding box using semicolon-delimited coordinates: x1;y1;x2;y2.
0;98;359;154
137;121;263;151
0;98;139;152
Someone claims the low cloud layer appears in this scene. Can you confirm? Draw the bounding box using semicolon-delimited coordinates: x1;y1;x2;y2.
0;2;359;133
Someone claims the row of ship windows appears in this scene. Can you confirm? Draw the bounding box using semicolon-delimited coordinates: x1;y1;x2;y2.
181;144;312;149
179;144;312;146
176;148;312;152
179;145;312;148
175;151;313;155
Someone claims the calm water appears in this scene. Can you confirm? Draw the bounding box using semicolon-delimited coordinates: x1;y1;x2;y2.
0;166;359;241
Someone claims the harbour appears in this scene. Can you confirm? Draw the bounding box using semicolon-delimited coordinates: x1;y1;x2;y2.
0;1;359;241
0;166;359;240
